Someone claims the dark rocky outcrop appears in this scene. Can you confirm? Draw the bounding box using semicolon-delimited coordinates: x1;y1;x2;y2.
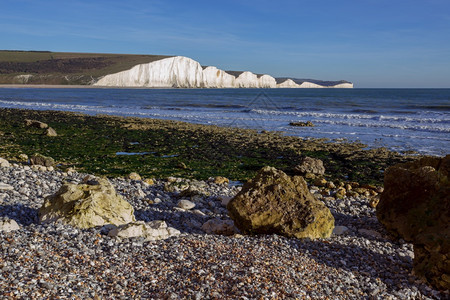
227;166;334;239
377;155;449;290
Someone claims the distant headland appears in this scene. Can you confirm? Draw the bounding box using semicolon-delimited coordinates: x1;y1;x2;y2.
0;50;353;88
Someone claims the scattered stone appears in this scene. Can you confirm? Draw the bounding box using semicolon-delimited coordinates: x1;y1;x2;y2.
326;181;336;189
202;218;236;236
17;153;29;162
143;178;155;185
333;226;349;236
227;166;335;239
0;182;14;191
313;178;327;187
127;172;142;181
0;218;20;232
212;176;229;185
25;119;48;129
358;229;382;239
289;121;314;127
107;220;180;241
0;157;10;168
369;196;380;208
293;157;325;175
377;155;450;291
39;178;135;229
44;127;58;137
177;199;196;210
30;154;55;167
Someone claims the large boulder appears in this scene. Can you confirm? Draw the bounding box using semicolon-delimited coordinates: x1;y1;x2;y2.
377;155;449;290
227;166;334;239
39;177;135;229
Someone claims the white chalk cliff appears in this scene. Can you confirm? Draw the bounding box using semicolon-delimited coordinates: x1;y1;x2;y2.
94;56;353;88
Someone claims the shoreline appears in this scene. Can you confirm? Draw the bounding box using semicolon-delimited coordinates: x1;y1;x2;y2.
0;107;421;185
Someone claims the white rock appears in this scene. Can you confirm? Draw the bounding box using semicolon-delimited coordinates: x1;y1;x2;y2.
333;226;349;235
202;218;236;236
108;220;180;241
0;158;10;168
0;182;14;191
0;218;20;232
177;199;196;210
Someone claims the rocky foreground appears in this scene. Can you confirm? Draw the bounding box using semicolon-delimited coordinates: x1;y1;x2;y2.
0;160;447;299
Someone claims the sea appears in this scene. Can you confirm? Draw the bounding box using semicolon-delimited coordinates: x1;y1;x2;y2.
0;88;449;156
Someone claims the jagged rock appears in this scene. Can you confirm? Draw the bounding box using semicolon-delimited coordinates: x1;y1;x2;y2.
202;218;236;236
227;166;335;239
45;127;57;137
25;119;48;129
30;154;55;167
293;157;325;175
377;155;449;291
0;158;10;168
107;220;180;241
0;218;20;232
39;178;135;229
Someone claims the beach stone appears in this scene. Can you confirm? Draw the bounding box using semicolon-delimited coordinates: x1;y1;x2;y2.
289;121;314;127
25;119;48;129
219;195;233;207
45;127;57;137
333;226;349;236
107;220;180;241
39;178;135;229
0;218;20;232
293;157;325;175
127;172;141;181
30;154;55;167
143;178;155;185
227;166;335;239
0;182;14;191
212;176;229;185
377;155;449;291
313;178;327;187
335;187;346;199
17;153;28;162
0;157;10;168
177;199;196;210
369;196;380;208
202;218;236;236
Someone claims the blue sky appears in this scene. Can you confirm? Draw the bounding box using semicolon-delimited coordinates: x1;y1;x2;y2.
1;0;450;87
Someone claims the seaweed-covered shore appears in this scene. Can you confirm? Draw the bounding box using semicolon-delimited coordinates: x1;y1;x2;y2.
0;108;418;185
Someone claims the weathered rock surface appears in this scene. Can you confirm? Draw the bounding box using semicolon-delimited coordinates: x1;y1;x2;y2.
30;154;55;167
107;220;180;241
377;155;450;291
0;217;20;232
293;157;325;175
202;218;236;236
39;178;135;229
0;182;14;191
0;157;10;168
45;127;58;137
25;119;48;129
227;166;335;239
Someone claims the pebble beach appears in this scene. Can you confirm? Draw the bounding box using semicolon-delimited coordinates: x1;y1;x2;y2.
1;162;447;299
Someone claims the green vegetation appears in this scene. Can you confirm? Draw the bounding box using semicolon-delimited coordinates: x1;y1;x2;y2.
0;108;416;184
0;50;172;85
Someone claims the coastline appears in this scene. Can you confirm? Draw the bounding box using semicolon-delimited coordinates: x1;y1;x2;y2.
0;107;420;185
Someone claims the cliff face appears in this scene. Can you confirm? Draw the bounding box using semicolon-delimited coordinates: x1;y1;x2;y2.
94;56;353;88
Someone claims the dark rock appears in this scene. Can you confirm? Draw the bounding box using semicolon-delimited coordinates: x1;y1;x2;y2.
227;166;334;239
289;121;314;127
30;154;55;167
377;155;449;290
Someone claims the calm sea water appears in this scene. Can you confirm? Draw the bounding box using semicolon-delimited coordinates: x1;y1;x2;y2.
0;88;449;156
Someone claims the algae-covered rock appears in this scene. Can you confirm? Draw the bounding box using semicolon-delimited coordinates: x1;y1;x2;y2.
227;166;334;239
30;153;55;167
293;156;325;175
377;155;449;291
39;178;135;229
